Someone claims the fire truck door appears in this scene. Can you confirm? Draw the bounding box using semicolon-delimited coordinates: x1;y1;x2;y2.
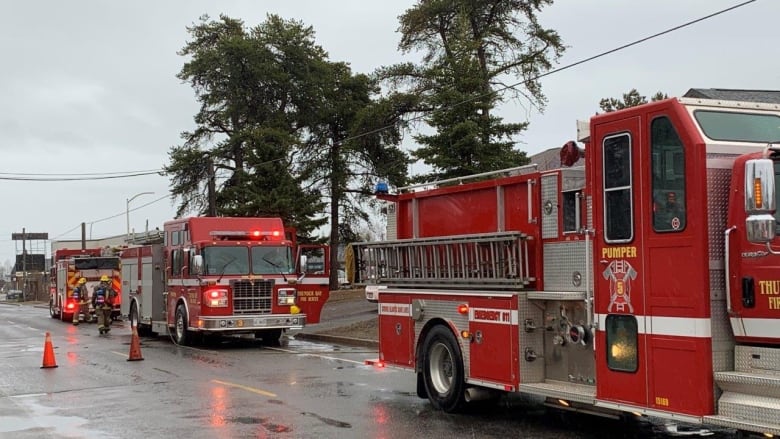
591;116;650;408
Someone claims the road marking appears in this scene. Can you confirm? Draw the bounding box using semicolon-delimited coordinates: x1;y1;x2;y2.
211;379;276;397
266;347;366;366
111;351;126;357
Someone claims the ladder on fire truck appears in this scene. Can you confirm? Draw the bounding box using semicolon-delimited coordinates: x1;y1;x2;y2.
354;231;534;290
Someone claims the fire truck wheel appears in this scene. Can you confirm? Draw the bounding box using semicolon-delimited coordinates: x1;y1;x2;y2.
255;329;283;346
174;304;192;346
49;300;59;319
422;325;465;412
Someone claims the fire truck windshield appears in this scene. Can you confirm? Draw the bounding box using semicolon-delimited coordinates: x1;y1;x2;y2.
692;110;780;143
202;247;249;275
251;246;294;274
74;257;119;270
201;246;293;275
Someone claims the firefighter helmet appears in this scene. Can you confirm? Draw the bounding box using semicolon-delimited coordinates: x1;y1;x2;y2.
78;278;87;285
100;275;110;282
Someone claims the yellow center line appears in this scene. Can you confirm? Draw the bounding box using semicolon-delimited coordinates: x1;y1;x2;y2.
211;379;277;397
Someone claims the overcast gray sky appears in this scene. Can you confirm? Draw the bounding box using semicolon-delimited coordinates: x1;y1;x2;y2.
0;0;775;265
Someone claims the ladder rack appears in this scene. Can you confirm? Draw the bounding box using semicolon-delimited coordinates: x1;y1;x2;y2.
353;231;535;290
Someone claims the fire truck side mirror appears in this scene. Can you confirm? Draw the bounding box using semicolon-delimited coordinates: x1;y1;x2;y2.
744;159;777;243
192;255;203;275
299;255;308;271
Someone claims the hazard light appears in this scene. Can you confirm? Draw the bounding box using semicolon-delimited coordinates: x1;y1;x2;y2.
744;158;777;243
457;304;469;314
66;302;75;310
204;289;228;307
278;288;297;306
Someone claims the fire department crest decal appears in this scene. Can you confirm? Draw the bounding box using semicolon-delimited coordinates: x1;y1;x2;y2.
603;260;637;313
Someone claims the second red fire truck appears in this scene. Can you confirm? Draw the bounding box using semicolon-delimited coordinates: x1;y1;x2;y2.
355;96;780;437
49;248;122;323
121;216;330;345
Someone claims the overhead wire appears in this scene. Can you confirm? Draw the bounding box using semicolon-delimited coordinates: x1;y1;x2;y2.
2;0;759;245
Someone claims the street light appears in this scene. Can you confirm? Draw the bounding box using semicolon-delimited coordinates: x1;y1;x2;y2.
126;192;154;240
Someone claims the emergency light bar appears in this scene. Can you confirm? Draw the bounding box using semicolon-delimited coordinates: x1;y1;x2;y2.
209;230;282;239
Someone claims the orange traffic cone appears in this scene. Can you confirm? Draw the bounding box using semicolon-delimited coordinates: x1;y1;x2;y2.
127;323;144;362
41;332;58;369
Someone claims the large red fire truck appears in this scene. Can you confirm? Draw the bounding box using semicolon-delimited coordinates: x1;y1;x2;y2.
355;96;780;436
121;217;330;345
49;248;122;322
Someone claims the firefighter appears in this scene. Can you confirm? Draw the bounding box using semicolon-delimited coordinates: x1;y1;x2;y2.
72;277;90;326
92;275;117;335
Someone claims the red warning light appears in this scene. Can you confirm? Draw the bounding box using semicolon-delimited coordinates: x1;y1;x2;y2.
251;230;261;237
457;304;469;314
272;230;281;237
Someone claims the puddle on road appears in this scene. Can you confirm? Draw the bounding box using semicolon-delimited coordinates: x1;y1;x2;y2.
2;395;103;437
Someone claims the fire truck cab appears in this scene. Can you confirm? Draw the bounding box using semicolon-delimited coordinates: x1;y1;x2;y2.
122;217;330;345
356;97;780;437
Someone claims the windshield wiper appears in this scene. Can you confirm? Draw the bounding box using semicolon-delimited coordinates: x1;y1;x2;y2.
217;257;237;283
263;256;288;282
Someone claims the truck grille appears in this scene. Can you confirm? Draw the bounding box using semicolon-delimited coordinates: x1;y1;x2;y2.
231;279;273;315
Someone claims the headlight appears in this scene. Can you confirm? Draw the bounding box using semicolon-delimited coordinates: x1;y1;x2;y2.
278;288;297;306
204;288;228;307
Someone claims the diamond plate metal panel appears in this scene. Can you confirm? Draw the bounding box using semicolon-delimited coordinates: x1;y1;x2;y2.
541;174;558;239
714;372;780;398
541;300;596;383
706;159;737;394
706;161;734;263
518;293;545;383
542;241;593;292
586;195;593;230
562;167;585;192
735;345;780;374
414;299;471;374
711;296;735;397
718;391;780;426
518;381;596;404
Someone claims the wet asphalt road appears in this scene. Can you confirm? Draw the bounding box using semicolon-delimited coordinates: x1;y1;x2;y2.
0;303;739;439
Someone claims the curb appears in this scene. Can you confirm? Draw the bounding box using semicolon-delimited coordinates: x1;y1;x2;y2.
294;332;378;349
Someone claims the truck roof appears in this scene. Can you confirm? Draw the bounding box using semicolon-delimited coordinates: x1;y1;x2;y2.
164;217;289;243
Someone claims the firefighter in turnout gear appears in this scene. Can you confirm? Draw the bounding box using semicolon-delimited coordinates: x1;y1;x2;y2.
72;277;90;325
92;275;117;334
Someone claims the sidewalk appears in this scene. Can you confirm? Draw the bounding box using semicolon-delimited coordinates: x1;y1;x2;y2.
291;288;378;348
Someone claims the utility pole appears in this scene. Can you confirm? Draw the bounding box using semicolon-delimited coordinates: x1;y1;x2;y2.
21;227;26;297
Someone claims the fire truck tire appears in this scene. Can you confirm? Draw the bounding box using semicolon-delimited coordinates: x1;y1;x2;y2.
174;304;193;346
255;329;283;346
49;300;59;319
422;325;465;412
129;302;151;337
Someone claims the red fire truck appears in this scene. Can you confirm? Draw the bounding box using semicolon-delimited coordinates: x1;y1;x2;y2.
49;248;122;322
121;217;330;345
355;96;780;437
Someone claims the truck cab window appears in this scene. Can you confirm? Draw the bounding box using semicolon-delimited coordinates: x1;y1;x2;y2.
651;117;686;232
202;247;249;275
603;133;633;242
252;246;294;275
562;190;580;233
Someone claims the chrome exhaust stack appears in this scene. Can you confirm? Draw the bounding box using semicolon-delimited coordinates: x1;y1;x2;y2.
464;387;499;402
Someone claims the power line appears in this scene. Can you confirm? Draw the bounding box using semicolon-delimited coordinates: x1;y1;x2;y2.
0;170;161;181
0;169;160;176
51;194;172;240
337;0;758;146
